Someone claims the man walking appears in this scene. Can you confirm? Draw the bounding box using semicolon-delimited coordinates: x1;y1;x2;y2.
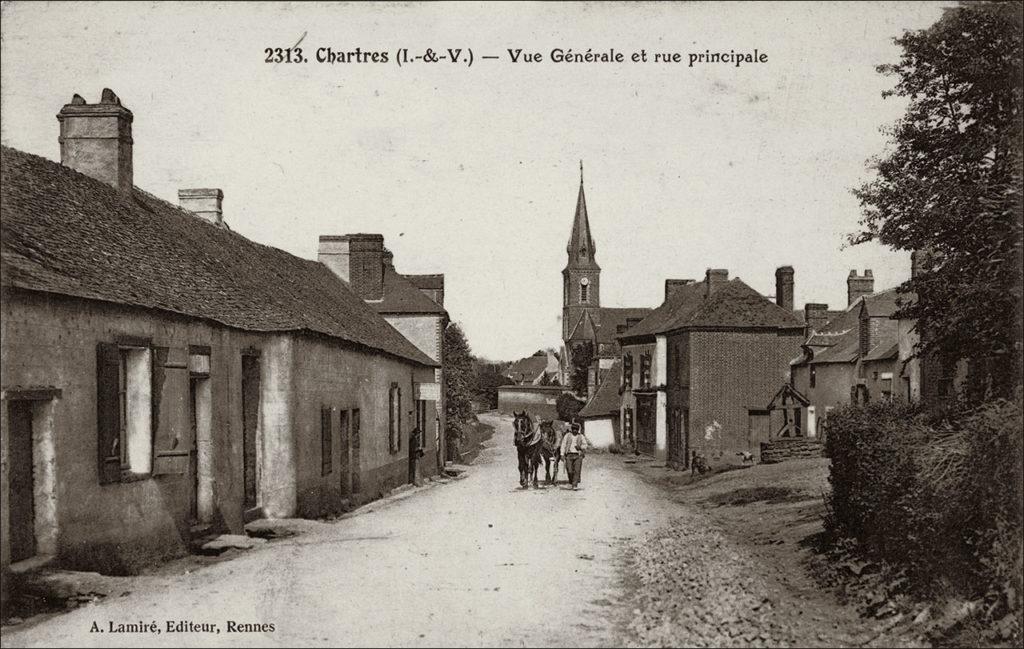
560;421;591;490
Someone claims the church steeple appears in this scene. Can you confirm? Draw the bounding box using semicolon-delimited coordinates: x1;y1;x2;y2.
565;162;599;271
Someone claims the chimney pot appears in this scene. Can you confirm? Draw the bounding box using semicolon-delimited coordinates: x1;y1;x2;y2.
775;265;795;311
178;188;224;227
57;89;134;191
847;269;875;305
705;268;729;298
664;278;695;302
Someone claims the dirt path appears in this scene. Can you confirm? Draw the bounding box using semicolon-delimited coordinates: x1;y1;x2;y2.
2;414;680;648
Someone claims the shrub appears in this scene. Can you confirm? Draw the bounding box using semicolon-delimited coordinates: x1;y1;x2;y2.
556;392;585;423
825;393;1023;617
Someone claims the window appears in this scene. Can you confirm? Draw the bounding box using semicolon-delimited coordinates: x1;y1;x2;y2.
580;281;589;304
880;374;893;402
389;383;402;453
97;343;153;483
809;365;817;388
623;354;633;389
321;406;333;476
639;352;652;388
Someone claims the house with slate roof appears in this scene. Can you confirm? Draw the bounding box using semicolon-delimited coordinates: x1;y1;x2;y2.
505;350;560;386
0;90;439;580
560;167;651;398
577;359;621;447
790;268;921;434
617;269;806;468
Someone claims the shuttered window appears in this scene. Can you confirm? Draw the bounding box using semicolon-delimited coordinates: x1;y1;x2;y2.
96;342;154;483
321;406;333;476
389;383;402;453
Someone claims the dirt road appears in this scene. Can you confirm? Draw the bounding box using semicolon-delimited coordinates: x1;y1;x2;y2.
3;414;680;647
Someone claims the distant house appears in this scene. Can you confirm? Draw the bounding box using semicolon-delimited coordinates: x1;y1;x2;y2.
0;90;439;583
505;350;560;385
577;360;621;447
790;269;920;433
317;237;448;479
618;268;805;468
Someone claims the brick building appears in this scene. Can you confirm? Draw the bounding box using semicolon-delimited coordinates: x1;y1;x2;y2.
560;168;650;397
0;90;439;587
618;269;805;468
790;269;921;433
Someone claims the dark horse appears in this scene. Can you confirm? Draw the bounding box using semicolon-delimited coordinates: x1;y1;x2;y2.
540;420;565;484
512;411;543;488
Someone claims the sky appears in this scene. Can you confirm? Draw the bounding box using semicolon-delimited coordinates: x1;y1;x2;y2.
1;1;951;362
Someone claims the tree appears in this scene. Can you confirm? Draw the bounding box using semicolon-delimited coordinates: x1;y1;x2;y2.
852;1;1023;402
443;323;475;438
473;361;513;410
569;342;595;397
556;392;585;423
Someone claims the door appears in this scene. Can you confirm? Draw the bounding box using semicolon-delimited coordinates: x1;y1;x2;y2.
241;354;261;510
748;409;770;459
339;410;351;496
351;408;361;494
189;379;199;521
9;401;36;562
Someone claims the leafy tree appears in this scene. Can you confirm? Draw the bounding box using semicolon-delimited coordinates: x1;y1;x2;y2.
473;361;513;410
852;1;1023;402
556;392;585;423
569;342;595;397
443;323;475;438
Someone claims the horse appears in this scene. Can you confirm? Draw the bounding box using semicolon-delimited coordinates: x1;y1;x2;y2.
512;411;543;488
539;420;565;484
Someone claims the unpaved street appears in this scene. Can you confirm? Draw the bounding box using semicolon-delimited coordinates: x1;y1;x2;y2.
3;414;680;647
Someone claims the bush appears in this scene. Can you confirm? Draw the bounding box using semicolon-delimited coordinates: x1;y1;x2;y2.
825;394;1023;617
556;392;585;423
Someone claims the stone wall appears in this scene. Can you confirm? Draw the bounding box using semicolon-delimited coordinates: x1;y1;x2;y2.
759;437;825;464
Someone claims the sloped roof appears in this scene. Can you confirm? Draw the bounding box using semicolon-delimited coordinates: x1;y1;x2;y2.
0;146;436;367
803;287;906;365
579;360;621;418
373;265;447;315
507;355;549;382
621;278;803;342
565;179;599;271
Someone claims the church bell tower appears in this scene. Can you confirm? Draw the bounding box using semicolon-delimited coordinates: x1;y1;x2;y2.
562;162;601;343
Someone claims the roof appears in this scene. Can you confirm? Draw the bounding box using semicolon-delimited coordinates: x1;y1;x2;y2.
567;306;653;347
802;287;906;365
506;355;549;382
0;146;436;367
403;274;444;290
579;360;621;418
621;278;803;341
372;265;447;316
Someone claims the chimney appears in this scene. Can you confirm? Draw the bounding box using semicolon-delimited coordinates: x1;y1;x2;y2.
57;89;133;191
318;236;351;282
665;279;695;302
178;189;224;226
859;308;875;357
704;268;729;298
382;248;394;270
347;234;385;300
775;266;794;311
804;303;829;333
847;269;874;305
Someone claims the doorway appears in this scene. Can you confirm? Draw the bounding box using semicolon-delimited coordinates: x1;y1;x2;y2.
9;400;36;562
241;353;261;513
189;373;212;523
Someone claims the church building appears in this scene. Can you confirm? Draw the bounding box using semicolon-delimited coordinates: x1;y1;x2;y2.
561;167;651;398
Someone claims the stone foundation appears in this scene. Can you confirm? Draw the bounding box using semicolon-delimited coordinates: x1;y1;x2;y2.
759;437;824;464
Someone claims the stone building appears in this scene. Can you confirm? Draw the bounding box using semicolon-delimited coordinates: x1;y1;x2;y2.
618;269;805;468
560;169;650;398
0;90;439;589
317;236;448;477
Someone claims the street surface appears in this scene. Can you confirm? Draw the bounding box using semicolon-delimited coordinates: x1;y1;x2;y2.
3;413;680;648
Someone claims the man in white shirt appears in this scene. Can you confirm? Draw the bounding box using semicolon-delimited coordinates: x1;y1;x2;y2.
559;421;591;490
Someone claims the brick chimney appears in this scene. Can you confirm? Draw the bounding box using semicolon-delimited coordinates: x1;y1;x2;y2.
847;269;874;305
57;89;133;191
347;234;385;300
178;189;224;227
704;269;729;298
804;303;829;333
664;279;695;302
775;266;794;311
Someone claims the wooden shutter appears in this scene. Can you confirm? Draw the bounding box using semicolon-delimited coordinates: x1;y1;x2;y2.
321;406;333;476
153;346;189;475
96;343;121;484
351;409;361;493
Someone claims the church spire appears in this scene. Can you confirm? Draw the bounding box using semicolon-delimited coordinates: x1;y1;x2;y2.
566;162;598;269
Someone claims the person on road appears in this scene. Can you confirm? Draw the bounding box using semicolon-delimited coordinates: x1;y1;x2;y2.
560;421;591;490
